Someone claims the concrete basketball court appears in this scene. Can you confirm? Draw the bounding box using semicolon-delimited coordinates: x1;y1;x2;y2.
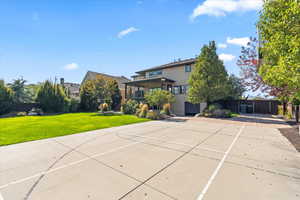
1;114;299;200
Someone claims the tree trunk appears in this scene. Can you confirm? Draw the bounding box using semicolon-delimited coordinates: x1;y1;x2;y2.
283;102;287;116
296;105;299;123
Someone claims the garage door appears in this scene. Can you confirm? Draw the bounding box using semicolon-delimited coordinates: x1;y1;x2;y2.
185;102;200;116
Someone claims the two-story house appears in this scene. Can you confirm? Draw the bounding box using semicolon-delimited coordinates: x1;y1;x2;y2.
124;58;206;116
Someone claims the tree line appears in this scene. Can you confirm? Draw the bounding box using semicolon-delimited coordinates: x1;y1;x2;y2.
0;77;121;115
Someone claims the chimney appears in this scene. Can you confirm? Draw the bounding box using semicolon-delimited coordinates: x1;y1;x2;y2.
60;78;65;85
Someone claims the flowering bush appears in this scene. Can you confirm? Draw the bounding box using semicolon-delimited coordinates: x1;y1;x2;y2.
99;103;109;112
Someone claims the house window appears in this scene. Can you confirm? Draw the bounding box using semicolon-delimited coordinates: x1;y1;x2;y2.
149;70;162;77
149;88;161;92
173;86;180;95
181;85;187;94
185;65;191;72
172;85;189;95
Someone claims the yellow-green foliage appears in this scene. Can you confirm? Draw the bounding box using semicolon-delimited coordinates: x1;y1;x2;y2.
286;110;293;120
135;108;141;117
139;103;144;109
139;104;149;118
278;106;283;116
162;103;171;115
146;110;161;120
99;103;109;112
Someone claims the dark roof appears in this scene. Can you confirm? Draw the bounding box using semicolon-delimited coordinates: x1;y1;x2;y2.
136;58;196;74
125;77;175;86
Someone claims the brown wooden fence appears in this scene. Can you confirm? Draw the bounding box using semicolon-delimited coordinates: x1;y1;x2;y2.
215;100;280;115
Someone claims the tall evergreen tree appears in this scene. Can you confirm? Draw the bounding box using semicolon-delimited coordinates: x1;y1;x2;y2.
226;75;246;100
79;80;98;111
188;41;228;105
106;80;122;110
0;83;13;114
9;77;29;103
36;80;69;113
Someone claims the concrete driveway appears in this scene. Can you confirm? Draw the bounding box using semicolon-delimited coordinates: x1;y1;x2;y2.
1;115;299;200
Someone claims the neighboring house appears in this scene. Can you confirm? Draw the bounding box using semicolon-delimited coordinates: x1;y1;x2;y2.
82;71;131;103
125;58;206;116
60;78;80;100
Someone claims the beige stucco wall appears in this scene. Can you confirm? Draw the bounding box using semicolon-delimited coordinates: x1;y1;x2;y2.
143;63;205;116
171;94;186;116
164;64;193;115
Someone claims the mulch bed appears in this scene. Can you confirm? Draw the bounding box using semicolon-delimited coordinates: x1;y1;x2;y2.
278;121;300;152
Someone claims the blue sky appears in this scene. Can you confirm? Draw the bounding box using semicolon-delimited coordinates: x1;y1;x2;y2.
0;0;262;84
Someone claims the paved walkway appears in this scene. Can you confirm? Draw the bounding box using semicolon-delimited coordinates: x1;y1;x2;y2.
0;114;299;200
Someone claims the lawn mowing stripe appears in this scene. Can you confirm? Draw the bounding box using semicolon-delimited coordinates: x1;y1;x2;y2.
196;125;245;200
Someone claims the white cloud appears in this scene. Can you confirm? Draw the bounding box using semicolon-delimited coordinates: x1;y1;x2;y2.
218;43;227;49
219;53;236;62
190;0;263;20
63;63;79;70
226;37;250;46
118;27;139;38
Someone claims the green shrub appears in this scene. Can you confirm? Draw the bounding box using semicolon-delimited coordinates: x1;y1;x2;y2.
286;110;293;120
36;80;69;113
146;110;161;120
208;104;222;112
69;99;80;112
278;105;283;115
211;109;231;118
145;90;175;110
0;83;14;115
135;108;141;117
139;104;149;118
99;103;109;112
121;99;138;114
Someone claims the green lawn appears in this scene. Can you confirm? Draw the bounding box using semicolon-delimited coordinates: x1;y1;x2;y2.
0;113;150;146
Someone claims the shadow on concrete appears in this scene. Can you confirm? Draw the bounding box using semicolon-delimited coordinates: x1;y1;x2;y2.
163;117;188;123
216;114;291;126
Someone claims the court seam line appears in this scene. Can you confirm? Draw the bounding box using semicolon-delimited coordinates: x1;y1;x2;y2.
0;141;142;190
54;139;179;200
117;126;227;200
196;125;245;200
120;133;300;180
119;133;225;154
0;125;175;190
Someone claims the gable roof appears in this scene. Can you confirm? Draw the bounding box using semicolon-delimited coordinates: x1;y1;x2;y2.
82;71;131;87
136;58;196;74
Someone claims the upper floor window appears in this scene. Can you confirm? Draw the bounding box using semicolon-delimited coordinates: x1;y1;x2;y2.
185;65;191;72
149;70;162;77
